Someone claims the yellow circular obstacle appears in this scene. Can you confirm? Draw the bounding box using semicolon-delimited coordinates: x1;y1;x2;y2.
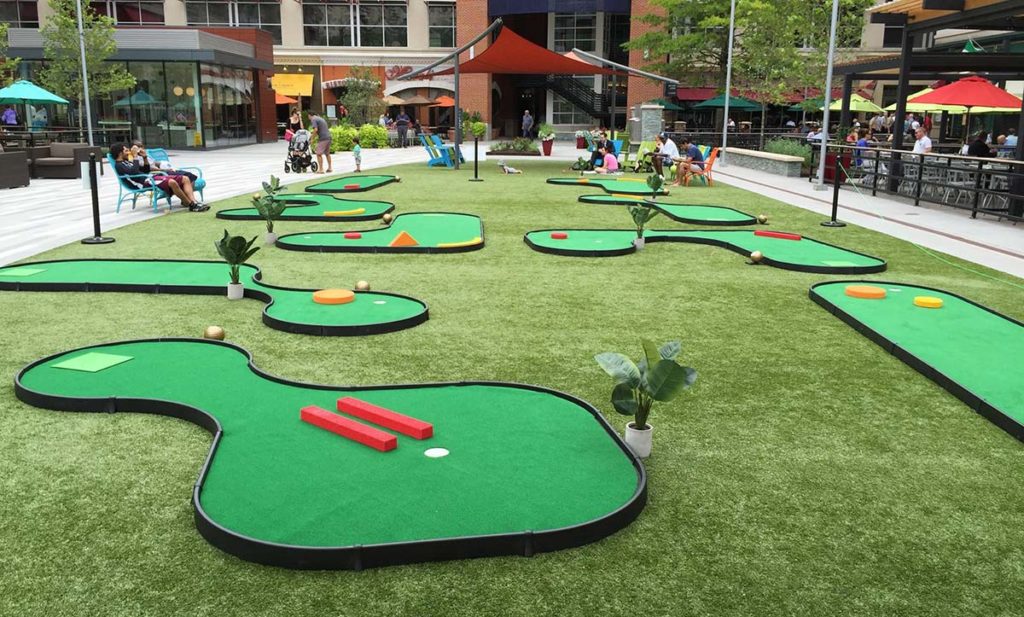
913;296;944;309
845;285;887;300
312;289;355;305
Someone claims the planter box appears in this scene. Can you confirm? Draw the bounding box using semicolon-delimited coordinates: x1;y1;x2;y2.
488;150;541;156
721;147;803;177
576;137;587;148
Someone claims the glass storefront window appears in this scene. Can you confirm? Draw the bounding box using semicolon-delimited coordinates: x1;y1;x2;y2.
0;1;39;27
201;64;256;147
90;0;164;25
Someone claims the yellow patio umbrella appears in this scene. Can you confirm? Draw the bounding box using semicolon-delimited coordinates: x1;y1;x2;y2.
822;94;884;113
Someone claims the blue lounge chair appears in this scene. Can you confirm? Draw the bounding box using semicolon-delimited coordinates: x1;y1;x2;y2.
146;148;206;199
108;153;172;213
431;134;464;164
420;134;452;168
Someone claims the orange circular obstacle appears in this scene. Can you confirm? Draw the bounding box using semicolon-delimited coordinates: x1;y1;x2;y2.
844;285;887;300
913;296;944;309
312;289;355;305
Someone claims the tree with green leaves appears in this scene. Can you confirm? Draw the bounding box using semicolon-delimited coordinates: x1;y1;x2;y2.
0;24;21;87
36;0;135;131
338;66;385;126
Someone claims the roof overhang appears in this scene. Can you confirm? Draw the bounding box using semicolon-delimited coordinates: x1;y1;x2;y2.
869;0;1024;33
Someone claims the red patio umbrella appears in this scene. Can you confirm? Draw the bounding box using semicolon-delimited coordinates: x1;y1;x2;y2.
909;75;1023;134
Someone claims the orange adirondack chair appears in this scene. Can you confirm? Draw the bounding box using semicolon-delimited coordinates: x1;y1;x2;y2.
687;147;719;186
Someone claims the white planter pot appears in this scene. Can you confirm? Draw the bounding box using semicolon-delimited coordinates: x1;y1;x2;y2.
633;237;646;250
265;231;278;245
227;283;244;300
624;422;653;458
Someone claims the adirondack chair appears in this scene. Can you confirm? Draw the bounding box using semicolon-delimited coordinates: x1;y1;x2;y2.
420;134;452;168
146;147;206;199
688;147;719;186
431;134;464;164
629;140;657;173
108;153;172;213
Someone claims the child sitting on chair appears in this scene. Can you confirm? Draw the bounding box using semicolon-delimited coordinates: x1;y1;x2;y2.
498;159;522;175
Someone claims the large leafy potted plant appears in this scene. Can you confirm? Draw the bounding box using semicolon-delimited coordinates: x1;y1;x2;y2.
595;340;697;458
251;175;287;244
538;123;556;156
214;230;260;300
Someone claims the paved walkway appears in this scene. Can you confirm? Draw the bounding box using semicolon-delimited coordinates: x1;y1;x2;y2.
0;141;424;266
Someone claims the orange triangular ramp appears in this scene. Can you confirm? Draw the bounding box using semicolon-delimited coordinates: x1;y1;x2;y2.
389;230;419;247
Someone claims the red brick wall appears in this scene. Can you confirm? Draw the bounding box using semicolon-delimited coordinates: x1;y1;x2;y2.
626;0;668;117
456;0;492;124
201;28;277;144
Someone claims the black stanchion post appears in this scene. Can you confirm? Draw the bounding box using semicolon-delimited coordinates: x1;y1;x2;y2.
82;152;115;245
469;137;483;182
821;146;847;227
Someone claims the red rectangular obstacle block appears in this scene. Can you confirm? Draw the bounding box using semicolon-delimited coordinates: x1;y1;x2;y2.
337;397;433;440
754;230;802;241
300;405;397;452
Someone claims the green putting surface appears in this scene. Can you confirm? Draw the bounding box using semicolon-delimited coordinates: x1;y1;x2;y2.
276;213;485;253
216;194;394;221
0;260;427;336
811;281;1024;433
577;195;756;225
524;229;886;273
17;339;641;554
547;177;668;196
305;174;399;193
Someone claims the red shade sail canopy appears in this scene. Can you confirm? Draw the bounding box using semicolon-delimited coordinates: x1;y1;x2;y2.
432;27;618;76
909;76;1023;109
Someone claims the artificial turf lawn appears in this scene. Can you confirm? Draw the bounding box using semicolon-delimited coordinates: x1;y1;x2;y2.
217;194;394;221
305;174;398;193
0;260;427;332
2;159;1024;615
578;194;757;225
19;339;639;547
811;281;1024;427
524;228;886;271
547;176;668;195
276;212;484;252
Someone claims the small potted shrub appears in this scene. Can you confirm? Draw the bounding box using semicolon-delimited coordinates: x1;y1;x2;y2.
627;174;664;250
538;123;556;156
252;175;287;244
595;340;697;458
575;130;587;149
214;230;260;300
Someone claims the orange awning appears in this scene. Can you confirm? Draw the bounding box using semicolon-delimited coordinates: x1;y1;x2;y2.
275;93;298;105
430;95;455;108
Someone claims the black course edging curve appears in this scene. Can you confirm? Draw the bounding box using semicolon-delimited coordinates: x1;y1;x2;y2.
0;258;428;337
304;175;400;193
14;338;648;570
216;196;395;222
523;229;888;274
809;280;1024;442
576;195;758;227
275;213;486;254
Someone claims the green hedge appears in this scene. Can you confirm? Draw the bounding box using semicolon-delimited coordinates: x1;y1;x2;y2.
328;124;390;153
764;138;812;168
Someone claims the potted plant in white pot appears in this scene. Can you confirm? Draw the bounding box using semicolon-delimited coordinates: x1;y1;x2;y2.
595;340;697;458
538;123;556;156
214;230;260;300
252;175;287;245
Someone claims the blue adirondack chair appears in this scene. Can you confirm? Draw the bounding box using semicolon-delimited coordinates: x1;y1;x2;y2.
431;134;464;164
108;153;172;213
420;134;452;168
146;148;206;199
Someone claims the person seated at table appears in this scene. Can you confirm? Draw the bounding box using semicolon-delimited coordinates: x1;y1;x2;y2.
967;131;995;158
590;131;613;167
110;143;208;212
671;137;704;186
845;128;858;143
651;133;679;178
594;146;620;175
912;126;932;154
1005;128;1018;147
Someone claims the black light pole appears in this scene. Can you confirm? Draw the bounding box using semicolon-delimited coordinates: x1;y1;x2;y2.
822;148;847;227
469;136;483;182
81;153;115;244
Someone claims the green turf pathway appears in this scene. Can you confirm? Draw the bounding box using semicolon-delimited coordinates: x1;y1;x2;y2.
217;194;394;221
577;194;756;225
0;260;427;336
305;174;399;193
524;229;886;273
811;281;1024;432
547;177;668;195
276;213;484;253
17;339;641;554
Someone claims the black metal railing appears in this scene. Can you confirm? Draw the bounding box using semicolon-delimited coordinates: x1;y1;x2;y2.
0;127;132;149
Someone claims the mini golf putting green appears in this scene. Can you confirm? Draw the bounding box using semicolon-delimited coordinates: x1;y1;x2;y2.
276;213;485;254
305;174;399;193
217;194;394;222
577;194;756;226
811;281;1024;441
524;229;886;274
547;177;669;196
0;260;427;336
15;339;645;570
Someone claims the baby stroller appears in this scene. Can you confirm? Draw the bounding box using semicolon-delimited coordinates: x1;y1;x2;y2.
284;129;317;173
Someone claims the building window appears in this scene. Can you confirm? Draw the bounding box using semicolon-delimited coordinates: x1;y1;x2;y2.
303;1;406;47
0;0;39;27
303;0;354;46
553;13;596;53
89;0;164;25
882;25;904;48
427;3;455;48
552;76;595;125
358;1;407;47
186;1;282;44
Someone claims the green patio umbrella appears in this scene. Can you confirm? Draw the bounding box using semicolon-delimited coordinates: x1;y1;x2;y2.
0;80;69;105
789;97;823;112
694;93;761;111
648;98;684;111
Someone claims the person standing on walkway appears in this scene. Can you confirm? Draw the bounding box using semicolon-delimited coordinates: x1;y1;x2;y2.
521;110;534;138
309;111;333;174
395;107;411;148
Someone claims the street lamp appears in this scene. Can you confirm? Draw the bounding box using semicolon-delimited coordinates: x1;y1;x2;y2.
814;0;840;191
75;0;95;146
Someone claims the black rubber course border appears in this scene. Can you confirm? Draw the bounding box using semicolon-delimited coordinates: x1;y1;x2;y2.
276;212;486;254
810;280;1024;443
216;196;395;222
576;195;757;226
524;229;888;274
304;175;400;193
546;177;668;196
14;338;648;570
0;258;428;336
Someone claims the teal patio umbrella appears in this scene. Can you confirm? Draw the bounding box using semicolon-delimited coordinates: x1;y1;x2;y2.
114;90;158;107
0;80;69;129
694;93;761;111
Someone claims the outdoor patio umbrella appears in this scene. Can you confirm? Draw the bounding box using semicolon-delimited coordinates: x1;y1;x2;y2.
909;76;1023;132
885;87;967;114
648;98;684;112
789;97;823;112
401;95;435;106
429;95;455;108
822;93;883;114
381;94;406;106
0;80;69;130
694;93;760;111
114;90;158;107
275;93;298;105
